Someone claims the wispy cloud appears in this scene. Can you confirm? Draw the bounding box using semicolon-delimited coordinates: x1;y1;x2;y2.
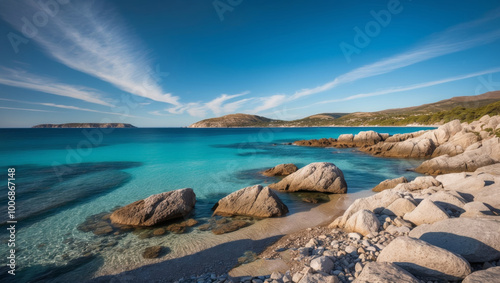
165;91;252;117
297;67;500;109
0;97;139;118
39;103;140;118
291;14;500;99
205;91;250;116
0;68;113;107
252;95;287;113
0;106;53;112
0;1;179;106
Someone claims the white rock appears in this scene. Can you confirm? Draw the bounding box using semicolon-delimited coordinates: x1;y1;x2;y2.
403;199;450;226
353;262;419;283
344;210;381;236
461;201;493;217
409;218;500;262
377;236;472;281
381;198;417;217
310;256;334;273
462;266;500;283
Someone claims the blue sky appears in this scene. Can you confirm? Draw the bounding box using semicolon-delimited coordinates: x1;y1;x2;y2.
0;0;500;127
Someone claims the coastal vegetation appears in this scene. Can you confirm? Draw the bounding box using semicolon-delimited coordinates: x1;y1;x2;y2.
189;91;500;128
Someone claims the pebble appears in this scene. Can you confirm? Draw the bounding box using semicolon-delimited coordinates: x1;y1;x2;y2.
345;245;356;254
348;233;362;240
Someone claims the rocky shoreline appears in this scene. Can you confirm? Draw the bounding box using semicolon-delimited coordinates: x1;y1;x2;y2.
89;115;500;283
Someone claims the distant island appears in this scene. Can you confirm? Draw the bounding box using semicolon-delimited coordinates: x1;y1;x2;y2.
189;91;500;128
32;123;136;128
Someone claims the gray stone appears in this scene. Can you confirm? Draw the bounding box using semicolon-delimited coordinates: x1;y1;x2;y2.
213;185;288;218
262;164;299;177
372;177;408;192
409;218;500;262
269;162;347;194
462;266;500;283
377;236;471;281
344;210;381;236
298;273;339;283
461;201;493;217
403;199;450;226
382;198;417;217
310;256;334;273
353;262;419;283
110;188;196;226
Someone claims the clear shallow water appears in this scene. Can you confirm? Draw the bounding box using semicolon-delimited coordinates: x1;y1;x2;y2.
0;127;433;282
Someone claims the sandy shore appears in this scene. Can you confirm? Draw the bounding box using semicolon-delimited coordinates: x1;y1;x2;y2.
90;191;373;282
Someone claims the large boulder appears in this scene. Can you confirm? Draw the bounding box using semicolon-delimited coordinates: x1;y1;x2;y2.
416;151;497;175
377;236;472;281
403;199;450;225
461;201;494;218
353;262;419;283
433;119;463;145
337;134;354;143
475;163;500;175
269;162;347;194
361;138;436;158
361;120;468;159
385;131;426;143
427;191;467;212
372;177;408;192
381;198;417;218
431;132;479;157
416;137;500;175
436;172;500;211
394;176;442;192
462;266;500;283
409;218;500;262
353;131;385;146
344;210;381;236
337;190;403;227
110;188;196;226
261;163;298;177
212;185;288;218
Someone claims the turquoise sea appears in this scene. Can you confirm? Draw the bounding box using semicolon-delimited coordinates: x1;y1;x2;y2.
0;127;433;282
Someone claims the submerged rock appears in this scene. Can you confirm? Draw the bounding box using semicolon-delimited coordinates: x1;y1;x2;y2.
3;170;131;223
110;188;196;226
269;162;347;194
142;246;163;259
213;185;288;218
261;163;298;176
212;220;249;235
